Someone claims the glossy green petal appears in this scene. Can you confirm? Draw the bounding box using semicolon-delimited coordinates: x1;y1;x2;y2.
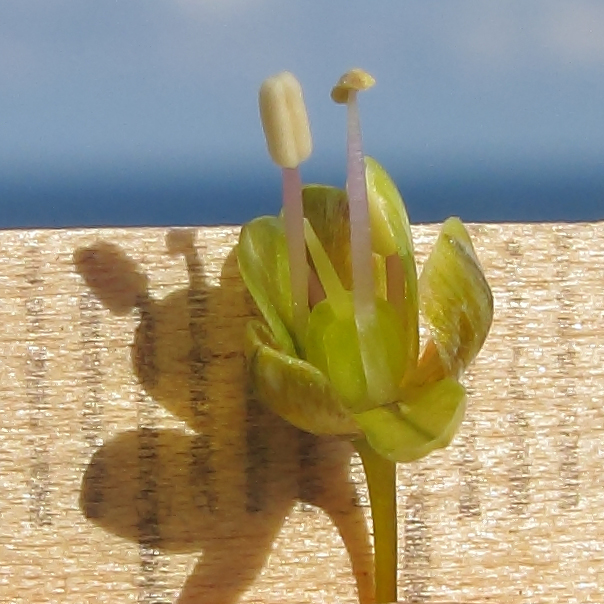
306;295;407;413
305;297;366;410
354;378;466;463
364;156;419;372
237;216;296;356
418;217;493;378
245;320;360;436
301;184;353;289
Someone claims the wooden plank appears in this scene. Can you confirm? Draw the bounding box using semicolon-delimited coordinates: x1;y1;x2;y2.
0;223;603;604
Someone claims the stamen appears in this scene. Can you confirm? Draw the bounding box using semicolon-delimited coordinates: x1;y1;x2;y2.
259;71;312;168
282;167;308;347
331;69;376;317
332;69;397;405
259;72;312;348
345;90;375;317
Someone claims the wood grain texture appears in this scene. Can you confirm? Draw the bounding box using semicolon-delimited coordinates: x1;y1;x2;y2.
0;223;603;604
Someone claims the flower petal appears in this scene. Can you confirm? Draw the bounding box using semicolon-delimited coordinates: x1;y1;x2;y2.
353;378;466;463
237;216;296;355
245;320;360;436
365;156;419;373
418;217;493;380
305;295;407;413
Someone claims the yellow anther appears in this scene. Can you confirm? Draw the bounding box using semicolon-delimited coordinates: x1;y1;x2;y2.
331;68;376;104
258;71;312;169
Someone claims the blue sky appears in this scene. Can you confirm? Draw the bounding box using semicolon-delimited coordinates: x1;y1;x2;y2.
1;1;603;226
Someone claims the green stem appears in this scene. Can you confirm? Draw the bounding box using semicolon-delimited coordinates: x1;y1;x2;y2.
355;439;397;604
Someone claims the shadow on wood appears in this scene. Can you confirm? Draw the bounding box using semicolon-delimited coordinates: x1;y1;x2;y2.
75;230;373;604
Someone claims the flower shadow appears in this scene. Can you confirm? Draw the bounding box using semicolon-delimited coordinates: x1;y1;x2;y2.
74;231;373;604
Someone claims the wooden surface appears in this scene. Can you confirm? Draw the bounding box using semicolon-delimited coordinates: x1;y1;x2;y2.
0;223;603;604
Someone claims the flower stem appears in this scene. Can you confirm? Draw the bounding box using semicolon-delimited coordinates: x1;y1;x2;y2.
355;438;398;604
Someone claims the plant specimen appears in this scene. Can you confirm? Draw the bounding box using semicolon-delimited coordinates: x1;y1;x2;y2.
237;69;493;603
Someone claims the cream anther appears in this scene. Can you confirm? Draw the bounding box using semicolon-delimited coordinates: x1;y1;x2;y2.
259;71;312;168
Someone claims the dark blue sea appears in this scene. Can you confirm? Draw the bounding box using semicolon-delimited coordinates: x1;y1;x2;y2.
1;161;601;229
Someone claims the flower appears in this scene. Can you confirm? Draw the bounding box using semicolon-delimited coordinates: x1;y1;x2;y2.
237;69;493;603
238;70;493;463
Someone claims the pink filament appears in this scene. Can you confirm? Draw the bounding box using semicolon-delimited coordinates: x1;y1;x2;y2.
282;167;308;347
346;92;375;318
